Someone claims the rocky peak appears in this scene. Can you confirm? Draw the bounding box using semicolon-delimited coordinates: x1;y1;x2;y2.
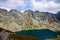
57;11;60;14
9;9;22;18
0;8;8;16
9;9;21;13
23;10;34;18
55;11;60;22
56;11;60;18
0;8;8;12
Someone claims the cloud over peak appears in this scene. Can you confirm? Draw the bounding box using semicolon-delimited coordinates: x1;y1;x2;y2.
0;0;26;9
0;0;60;13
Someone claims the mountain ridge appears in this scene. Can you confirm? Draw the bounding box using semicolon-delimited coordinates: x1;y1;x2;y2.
0;8;60;32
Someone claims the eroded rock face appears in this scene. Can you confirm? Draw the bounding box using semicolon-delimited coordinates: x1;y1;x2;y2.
0;28;39;40
0;8;60;32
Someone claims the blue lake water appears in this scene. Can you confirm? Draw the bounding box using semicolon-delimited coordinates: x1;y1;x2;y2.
16;29;58;40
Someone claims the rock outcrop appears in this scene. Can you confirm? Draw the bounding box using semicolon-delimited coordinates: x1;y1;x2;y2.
0;28;39;40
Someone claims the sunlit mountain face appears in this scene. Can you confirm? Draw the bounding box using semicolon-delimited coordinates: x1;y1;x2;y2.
0;8;60;40
0;8;60;32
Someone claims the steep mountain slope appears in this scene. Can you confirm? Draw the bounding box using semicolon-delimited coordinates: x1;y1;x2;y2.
0;8;60;32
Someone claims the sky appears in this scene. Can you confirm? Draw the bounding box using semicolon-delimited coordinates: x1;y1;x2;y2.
0;0;60;13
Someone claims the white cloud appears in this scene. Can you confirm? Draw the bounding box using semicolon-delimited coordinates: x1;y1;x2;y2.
0;0;26;10
0;0;60;13
0;7;10;11
31;0;47;12
31;0;60;13
47;1;60;13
